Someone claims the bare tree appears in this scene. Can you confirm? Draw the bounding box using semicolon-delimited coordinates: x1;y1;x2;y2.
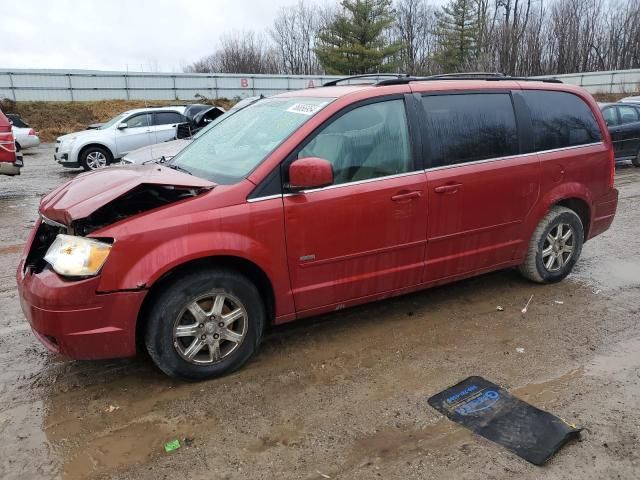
185;31;279;74
270;1;323;74
393;0;438;74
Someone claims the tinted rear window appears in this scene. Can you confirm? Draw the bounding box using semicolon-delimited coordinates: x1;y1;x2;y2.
420;93;518;167
523;90;601;151
154;112;184;126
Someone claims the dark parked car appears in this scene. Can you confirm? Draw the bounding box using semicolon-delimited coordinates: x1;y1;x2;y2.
600;102;640;166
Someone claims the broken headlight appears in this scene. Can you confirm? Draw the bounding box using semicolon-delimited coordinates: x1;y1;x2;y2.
44;234;112;277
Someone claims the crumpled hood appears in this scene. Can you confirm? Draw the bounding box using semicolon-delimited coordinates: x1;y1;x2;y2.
40;164;215;225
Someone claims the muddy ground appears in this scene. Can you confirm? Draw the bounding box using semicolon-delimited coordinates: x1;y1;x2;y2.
1;144;639;480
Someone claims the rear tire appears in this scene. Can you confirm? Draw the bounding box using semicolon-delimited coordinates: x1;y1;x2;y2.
519;206;584;284
144;268;265;381
80;146;111;171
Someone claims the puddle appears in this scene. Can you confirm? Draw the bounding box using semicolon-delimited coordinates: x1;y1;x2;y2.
586;337;640;379
514;367;584;405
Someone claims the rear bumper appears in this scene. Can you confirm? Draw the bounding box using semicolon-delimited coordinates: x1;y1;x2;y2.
19;136;40;149
588;188;619;240
17;265;145;359
0;161;21;175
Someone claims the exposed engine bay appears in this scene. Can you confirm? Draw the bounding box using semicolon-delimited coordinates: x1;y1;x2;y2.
73;184;207;235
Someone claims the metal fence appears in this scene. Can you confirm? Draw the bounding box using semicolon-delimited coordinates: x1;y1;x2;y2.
1;68;639;102
0;69;347;102
539;69;640;94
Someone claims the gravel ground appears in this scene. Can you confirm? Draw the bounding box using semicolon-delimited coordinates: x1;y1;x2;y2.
1;144;639;480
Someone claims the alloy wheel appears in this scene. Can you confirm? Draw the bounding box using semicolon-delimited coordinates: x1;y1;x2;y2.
86;151;107;169
541;223;575;272
172;293;248;365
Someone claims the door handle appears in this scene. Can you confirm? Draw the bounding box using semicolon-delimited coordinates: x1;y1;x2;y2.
391;191;422;202
434;183;462;194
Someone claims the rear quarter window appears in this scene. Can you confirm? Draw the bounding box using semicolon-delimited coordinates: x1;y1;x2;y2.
523;90;602;151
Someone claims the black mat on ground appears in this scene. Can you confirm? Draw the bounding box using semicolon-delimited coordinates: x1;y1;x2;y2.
428;376;581;465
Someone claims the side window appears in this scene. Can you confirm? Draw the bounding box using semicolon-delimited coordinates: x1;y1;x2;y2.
154;112;184;126
125;113;150;128
617;105;639;125
602;107;618;126
297;99;413;185
420;93;518;167
523;90;602;151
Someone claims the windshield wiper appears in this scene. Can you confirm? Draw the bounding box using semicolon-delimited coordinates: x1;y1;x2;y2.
167;163;192;175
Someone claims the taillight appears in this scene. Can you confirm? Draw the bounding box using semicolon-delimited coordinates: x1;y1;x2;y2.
28;128;36;136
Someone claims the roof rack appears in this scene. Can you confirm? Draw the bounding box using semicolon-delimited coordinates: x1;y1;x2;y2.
323;73;409;87
376;73;562;86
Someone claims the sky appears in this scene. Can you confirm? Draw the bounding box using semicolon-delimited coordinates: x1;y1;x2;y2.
0;0;314;72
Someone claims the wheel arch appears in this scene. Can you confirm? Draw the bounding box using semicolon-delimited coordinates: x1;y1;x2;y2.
554;197;591;239
136;255;276;347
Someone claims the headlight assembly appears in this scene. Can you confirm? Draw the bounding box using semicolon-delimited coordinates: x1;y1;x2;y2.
44;234;112;277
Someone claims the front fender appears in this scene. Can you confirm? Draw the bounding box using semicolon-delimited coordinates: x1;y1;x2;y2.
108;231;276;289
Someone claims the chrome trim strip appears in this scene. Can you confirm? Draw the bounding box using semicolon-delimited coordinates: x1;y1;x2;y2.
247;142;604;201
424;142;604;172
290;170;425;195
246;193;283;203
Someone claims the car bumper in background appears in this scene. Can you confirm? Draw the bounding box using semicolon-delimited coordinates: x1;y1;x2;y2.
17;264;145;359
19;135;40;149
54;149;79;168
0;160;21;175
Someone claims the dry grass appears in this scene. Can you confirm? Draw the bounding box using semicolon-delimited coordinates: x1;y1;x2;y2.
0;98;235;142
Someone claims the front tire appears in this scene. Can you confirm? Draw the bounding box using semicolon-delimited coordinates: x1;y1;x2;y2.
144;268;265;380
519;206;584;283
80;146;111;171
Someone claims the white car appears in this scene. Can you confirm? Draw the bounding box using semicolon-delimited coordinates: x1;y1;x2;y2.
620;95;640;104
54;106;186;170
7;114;40;150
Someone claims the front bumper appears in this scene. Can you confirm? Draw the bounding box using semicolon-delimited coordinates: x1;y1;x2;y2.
17;262;146;360
54;145;79;167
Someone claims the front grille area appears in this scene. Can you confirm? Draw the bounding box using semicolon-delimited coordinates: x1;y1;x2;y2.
24;219;68;273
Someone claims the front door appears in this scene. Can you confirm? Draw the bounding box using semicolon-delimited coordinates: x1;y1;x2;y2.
115;113;153;156
283;98;428;313
419;92;540;282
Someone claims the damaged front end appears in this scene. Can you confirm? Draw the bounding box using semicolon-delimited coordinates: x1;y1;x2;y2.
24;165;215;275
73;184;206;235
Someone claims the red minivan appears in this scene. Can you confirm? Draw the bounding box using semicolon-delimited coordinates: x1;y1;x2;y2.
0;109;21;176
17;76;619;379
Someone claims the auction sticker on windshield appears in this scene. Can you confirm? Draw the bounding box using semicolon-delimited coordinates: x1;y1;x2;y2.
286;102;328;116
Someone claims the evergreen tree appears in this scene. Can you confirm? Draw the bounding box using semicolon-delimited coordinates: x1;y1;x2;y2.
434;0;479;73
316;0;402;74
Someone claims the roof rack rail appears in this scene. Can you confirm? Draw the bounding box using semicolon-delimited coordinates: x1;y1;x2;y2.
323;73;409;87
376;73;562;86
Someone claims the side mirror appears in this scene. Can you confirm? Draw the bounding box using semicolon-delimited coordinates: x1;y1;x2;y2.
288;157;334;191
117;122;128;129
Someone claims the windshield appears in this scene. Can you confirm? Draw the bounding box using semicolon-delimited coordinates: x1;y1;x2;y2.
98;113;127;130
170;97;331;184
